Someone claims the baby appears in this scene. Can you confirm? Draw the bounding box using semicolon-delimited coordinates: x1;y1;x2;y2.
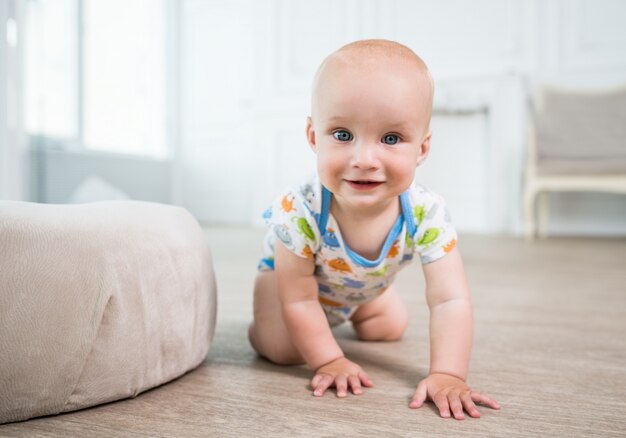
249;39;500;420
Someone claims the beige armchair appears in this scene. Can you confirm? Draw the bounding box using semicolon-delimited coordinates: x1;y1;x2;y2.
523;85;626;239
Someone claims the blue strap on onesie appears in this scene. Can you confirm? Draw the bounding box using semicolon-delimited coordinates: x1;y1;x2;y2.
316;186;418;267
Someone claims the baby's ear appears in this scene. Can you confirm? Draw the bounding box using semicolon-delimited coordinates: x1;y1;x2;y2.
306;117;317;152
416;131;431;166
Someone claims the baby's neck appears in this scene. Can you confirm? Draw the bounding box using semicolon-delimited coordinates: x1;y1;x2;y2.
331;197;400;223
330;198;401;260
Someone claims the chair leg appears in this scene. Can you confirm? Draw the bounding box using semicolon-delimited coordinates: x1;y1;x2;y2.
523;186;537;241
538;192;550;239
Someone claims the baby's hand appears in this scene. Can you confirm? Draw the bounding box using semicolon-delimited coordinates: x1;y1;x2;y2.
312;357;373;397
409;373;500;420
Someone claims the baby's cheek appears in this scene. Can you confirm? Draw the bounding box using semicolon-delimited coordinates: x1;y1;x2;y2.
317;155;341;179
394;162;418;184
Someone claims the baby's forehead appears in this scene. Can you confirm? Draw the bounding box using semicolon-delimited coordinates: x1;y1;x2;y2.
315;43;433;92
331;40;427;70
311;40;434;123
336;42;419;63
326;49;422;75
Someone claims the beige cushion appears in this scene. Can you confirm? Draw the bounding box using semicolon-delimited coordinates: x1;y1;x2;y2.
0;201;216;424
535;87;626;174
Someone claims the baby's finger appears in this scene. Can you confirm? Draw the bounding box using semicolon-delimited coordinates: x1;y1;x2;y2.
471;391;501;410
358;371;374;387
311;374;323;389
447;393;465;420
348;375;362;395
313;375;333;397
460;392;481;418
409;381;428;409
433;392;451;418
335;375;348;397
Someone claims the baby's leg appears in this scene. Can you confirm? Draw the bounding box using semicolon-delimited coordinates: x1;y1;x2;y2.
248;271;305;365
350;285;409;341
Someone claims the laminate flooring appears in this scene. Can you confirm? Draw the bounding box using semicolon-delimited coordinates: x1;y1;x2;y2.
2;228;626;437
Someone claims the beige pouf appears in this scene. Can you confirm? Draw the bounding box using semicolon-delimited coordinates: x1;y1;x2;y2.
0;201;217;424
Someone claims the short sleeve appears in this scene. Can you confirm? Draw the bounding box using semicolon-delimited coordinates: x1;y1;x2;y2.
411;189;458;264
264;189;321;260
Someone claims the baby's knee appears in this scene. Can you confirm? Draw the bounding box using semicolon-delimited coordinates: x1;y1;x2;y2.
262;344;304;365
247;323;261;353
383;316;408;341
354;310;408;342
248;323;303;365
387;301;410;340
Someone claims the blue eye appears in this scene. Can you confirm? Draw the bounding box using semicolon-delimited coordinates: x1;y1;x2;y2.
333;130;353;142
382;134;399;145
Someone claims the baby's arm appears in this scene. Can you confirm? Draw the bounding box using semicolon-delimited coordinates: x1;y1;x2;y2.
409;246;500;419
275;242;373;397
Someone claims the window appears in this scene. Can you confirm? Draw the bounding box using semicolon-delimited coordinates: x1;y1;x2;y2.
24;0;78;142
24;0;169;158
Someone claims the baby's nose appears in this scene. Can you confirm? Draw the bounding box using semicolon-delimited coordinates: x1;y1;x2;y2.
351;141;379;169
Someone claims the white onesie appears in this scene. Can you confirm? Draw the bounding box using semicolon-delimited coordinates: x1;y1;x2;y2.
258;175;457;326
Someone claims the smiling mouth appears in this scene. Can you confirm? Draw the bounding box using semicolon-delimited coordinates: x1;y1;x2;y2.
346;180;384;190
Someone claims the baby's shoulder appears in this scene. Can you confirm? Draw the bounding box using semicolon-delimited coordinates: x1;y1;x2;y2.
406;183;457;264
406;183;454;233
264;176;324;254
294;177;323;212
406;183;448;209
265;175;322;224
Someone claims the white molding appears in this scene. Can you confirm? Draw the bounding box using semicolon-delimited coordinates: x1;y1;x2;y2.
377;0;536;79
558;0;626;74
433;74;527;233
177;0;626;234
249;114;314;227
273;0;362;96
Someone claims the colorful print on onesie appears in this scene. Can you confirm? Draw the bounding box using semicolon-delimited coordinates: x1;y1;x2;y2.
258;175;457;327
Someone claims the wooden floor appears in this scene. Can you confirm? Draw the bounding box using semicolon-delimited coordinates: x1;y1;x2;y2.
2;228;626;437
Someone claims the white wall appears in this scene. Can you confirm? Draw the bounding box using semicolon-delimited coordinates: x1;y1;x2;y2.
178;0;626;235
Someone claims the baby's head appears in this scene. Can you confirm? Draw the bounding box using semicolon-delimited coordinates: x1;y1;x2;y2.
310;39;434;138
306;40;435;208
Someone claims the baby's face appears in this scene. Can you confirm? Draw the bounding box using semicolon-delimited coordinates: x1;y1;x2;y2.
307;56;432;213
